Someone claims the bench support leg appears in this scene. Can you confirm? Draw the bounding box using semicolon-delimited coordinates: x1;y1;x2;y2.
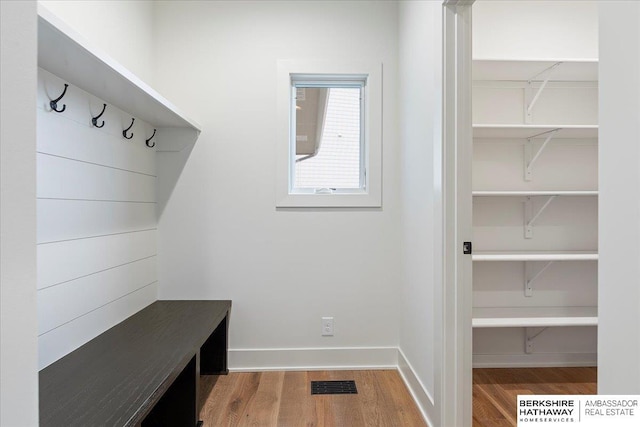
200;314;229;375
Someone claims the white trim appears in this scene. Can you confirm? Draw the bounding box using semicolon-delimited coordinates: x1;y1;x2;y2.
443;2;474;427
228;346;397;371
276;59;382;208
473;353;597;368
397;349;437;427
290;78;365;193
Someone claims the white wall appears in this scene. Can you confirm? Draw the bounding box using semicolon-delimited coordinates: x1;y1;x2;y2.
38;0;155;85
473;0;598;60
153;0;401;369
0;1;39;425
398;1;442;425
36;69;158;369
598;1;640;394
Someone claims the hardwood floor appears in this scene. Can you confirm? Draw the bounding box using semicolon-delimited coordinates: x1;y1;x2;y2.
199;367;596;426
199;370;428;427
473;367;597;427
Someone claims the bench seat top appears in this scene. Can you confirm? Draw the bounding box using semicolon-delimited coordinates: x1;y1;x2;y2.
39;300;231;426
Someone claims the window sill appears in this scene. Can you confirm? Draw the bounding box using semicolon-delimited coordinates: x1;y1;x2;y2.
276;191;381;208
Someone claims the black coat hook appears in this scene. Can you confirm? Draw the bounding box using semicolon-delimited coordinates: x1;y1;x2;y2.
146;129;157;148
50;83;69;113
123;118;135;139
92;104;107;128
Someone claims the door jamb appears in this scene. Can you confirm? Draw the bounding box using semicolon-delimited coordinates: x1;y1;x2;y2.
442;1;474;426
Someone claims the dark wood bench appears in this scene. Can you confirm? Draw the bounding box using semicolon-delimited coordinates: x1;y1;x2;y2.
39;300;231;426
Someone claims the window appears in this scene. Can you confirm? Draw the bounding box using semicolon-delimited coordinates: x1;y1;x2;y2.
292;80;364;191
276;60;382;207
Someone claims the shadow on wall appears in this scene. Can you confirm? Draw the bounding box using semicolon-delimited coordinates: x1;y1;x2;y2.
156;127;199;218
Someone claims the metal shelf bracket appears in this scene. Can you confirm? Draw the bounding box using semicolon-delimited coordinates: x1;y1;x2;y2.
524;195;557;239
525;327;549;354
524;62;562;123
524;128;560;181
524;261;555;297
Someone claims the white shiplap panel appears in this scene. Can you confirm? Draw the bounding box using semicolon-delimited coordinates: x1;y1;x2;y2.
37;199;156;244
37;108;156;176
38;68;159;161
36;67;161;368
37;153;156;202
38;283;157;369
38;257;156;335
38;229;156;289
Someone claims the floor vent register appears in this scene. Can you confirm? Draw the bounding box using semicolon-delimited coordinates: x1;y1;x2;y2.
310;380;358;395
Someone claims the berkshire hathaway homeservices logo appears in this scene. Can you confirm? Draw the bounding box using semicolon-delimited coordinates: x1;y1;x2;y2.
519;397;577;423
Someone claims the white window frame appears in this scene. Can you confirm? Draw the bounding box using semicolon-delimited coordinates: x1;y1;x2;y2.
291;79;365;193
276;60;382;208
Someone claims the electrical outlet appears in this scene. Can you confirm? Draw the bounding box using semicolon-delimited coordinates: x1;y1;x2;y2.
322;317;334;336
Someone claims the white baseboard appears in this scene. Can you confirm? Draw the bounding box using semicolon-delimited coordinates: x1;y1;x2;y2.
228;346;398;372
473;353;597;368
397;349;437;427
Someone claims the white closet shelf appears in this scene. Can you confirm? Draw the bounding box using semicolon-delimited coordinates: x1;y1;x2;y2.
473;124;598;139
472;306;598;328
472;251;598;262
473;190;598;197
37;6;201;133
473;59;598;82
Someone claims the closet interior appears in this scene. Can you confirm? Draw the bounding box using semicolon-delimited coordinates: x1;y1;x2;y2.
471;57;599;368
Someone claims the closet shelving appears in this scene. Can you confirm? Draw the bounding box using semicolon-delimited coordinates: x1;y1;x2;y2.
471;58;598;335
472;251;598;262
472;59;598;82
473;124;598;139
472;307;598;328
37;6;201;150
473;191;598;197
